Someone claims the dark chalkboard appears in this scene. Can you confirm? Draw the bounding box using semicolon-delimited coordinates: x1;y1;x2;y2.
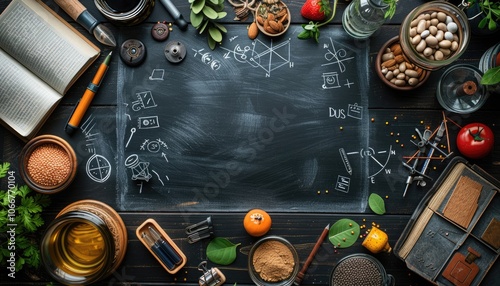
111;24;404;212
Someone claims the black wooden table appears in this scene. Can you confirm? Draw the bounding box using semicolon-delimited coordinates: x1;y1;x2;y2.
1;0;499;285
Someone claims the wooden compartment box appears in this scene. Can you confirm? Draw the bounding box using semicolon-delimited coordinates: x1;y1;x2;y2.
395;157;500;286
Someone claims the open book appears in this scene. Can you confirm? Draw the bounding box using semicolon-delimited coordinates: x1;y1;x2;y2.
0;0;100;140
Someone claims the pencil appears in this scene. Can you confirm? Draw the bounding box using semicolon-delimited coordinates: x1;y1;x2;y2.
65;51;112;134
293;224;330;285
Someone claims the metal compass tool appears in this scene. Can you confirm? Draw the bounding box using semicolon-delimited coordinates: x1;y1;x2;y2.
402;128;433;197
416;121;453;186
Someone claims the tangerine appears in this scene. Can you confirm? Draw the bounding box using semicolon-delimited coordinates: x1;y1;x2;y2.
243;209;272;237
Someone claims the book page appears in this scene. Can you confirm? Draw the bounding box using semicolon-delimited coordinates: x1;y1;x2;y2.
0;49;61;137
0;0;99;94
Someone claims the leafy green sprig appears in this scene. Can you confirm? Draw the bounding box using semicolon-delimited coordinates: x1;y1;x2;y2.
189;0;228;50
383;0;399;19
298;0;338;42
0;162;51;272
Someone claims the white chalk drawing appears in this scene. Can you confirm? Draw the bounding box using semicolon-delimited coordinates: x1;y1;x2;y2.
152;170;165;186
149;69;165;80
329;103;364;120
140;138;168;153
347;103;363;120
322;72;340;89
81;115;112;183
132;91;157;111
125;154;152;182
335;175;350;193
192;48;222;70
346;145;395;179
138;115;160;129
126;127;136;148
220;38;292;76
339;148;352;175
321;38;356;89
322;38;355;72
86;154;112;183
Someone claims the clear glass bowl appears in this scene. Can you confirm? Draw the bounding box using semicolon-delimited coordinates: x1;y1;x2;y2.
248;236;299;286
436;64;488;114
399;1;470;71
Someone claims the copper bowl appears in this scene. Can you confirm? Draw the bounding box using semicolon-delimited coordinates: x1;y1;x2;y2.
376;36;431;91
19;135;77;194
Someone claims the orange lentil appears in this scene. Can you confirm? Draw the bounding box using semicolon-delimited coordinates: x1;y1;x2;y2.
27;143;71;187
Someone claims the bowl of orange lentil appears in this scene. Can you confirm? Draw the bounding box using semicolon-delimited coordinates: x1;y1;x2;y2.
19;135;77;194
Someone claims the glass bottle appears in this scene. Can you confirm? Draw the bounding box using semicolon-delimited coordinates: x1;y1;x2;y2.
342;0;389;39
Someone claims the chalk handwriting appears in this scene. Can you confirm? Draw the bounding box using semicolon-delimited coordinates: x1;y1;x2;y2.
335;175;350;193
81;115;112;183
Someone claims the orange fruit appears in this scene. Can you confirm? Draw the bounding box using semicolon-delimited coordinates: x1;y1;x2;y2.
243;209;272;237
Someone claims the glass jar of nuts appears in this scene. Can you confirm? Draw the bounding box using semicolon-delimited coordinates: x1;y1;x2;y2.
19;135;77;194
376;36;430;90
399;1;470;71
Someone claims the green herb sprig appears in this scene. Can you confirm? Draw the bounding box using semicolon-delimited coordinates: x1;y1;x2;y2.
189;0;228;50
383;0;399;19
0;162;51;273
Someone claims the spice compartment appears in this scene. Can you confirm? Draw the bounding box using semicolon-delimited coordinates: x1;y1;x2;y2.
395;157;500;286
136;218;187;274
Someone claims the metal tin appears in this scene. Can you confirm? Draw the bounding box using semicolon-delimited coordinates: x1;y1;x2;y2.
120;39;147;67
94;0;155;26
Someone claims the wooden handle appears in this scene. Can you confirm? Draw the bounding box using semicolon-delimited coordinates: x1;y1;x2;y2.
53;0;86;20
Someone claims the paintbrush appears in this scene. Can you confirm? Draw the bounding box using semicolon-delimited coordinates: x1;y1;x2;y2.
293;224;330;285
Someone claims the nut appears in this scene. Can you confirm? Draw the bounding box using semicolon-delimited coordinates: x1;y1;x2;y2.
381;59;396;68
248;22;259;39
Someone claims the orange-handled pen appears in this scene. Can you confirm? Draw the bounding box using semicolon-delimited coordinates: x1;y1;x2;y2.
66;51;112;134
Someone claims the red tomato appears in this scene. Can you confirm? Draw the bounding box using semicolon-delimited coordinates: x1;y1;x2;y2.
456;123;495;159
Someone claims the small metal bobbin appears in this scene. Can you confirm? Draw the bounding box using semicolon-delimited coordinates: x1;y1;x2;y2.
120;39;147;67
151;21;171;41
185;216;214;243
197;261;226;286
164;40;187;63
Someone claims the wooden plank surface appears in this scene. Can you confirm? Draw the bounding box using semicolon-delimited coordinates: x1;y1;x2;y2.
1;0;499;285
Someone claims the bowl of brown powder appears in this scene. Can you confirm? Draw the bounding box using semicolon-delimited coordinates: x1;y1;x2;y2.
248;236;299;286
19;135;77;194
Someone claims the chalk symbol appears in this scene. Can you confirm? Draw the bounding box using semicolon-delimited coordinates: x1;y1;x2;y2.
346;146;395;178
339;148;352;175
126;127;136;148
149;69;165;80
347;103;363;120
335;175;351;193
132;91;157;111
125;154;152;182
86;154;112;183
138;116;160;129
322;38;354;73
322;72;340;89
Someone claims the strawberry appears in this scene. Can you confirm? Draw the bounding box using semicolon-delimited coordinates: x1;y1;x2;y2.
300;0;331;22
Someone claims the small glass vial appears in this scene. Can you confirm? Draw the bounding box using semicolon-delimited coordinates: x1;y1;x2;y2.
342;0;389;39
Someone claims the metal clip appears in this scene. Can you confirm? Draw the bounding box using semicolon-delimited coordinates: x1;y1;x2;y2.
186;216;214;243
198;261;225;286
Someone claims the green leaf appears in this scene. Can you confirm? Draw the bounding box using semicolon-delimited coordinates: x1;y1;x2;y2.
192;0;205;14
0;162;10;178
208;35;217;50
368;193;386;215
481;66;500;85
328;219;360;248
190;11;204;28
203;6;218;19
213;22;227;33
209;26;223;42
208;0;219;5
199;20;209;34
206;237;240;265
217;11;227;19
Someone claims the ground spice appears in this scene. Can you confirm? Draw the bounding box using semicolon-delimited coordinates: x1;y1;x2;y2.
27;143;71;187
252;240;295;282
